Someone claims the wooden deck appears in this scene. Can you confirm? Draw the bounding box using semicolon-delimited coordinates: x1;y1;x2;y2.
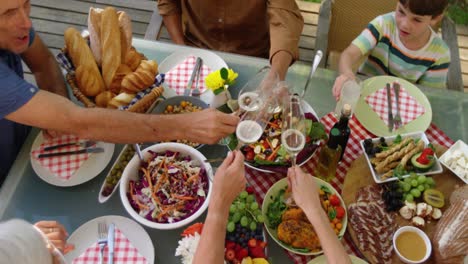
27;0;468;91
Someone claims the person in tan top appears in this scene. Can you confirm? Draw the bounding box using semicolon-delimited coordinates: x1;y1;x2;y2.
157;0;304;80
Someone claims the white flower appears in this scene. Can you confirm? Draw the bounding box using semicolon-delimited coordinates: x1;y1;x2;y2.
175;233;201;264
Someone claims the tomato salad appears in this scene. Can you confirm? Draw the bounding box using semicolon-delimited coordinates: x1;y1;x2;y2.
127;150;209;224
228;112;326;171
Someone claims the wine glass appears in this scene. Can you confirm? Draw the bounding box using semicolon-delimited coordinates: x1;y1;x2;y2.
237;66;279;112
281;93;306;167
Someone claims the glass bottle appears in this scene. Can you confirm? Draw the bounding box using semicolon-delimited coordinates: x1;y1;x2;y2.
331;104;352;161
314;128;342;182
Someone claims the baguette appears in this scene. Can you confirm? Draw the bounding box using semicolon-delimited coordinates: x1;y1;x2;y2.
125;47;143;71
64;27;105;95
88;7;103;66
101;7;121;89
109;64;132;94
117;11;132;61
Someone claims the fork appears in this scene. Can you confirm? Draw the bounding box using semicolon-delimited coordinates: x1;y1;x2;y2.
393;82;402;128
97;222;108;264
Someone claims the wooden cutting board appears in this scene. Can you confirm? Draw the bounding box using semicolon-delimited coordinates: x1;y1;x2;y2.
342;145;465;263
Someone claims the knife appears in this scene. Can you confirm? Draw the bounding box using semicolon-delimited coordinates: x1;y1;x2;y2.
386;83;394;132
38;147;104;158
107;223;115;264
184;57;203;96
43;141;96;151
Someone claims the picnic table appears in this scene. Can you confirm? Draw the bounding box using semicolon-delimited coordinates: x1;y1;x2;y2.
1;38;467;264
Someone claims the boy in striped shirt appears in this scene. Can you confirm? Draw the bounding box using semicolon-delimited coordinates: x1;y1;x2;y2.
333;0;450;99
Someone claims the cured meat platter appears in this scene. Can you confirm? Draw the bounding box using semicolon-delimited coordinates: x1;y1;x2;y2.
342;145;465;263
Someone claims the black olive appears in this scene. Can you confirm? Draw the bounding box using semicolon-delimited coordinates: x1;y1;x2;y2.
380;137;386;143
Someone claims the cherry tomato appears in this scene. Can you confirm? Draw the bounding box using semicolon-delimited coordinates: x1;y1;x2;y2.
422;148;434;156
335;206;346;219
245;151;255;161
329;194;341;206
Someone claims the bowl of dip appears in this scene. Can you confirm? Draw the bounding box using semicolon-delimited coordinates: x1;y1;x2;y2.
393;226;432;264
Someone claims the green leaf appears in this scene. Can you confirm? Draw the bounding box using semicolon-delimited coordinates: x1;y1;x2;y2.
213;88;224;95
254;157;288;166
309;122;327;141
328;208;337;220
321;185;332;194
220;68;229;80
227;134;238;150
393;134;402;144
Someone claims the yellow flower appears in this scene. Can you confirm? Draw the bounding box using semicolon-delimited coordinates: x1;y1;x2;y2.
204;68;238;93
226;68;238;83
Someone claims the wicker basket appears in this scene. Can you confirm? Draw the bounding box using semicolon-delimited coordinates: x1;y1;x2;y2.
62;47;163;113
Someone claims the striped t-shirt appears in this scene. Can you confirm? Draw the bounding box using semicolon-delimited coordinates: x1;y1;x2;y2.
352;12;450;89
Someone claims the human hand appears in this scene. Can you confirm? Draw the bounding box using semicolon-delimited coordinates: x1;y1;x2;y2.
332;73;354;101
184;108;239;144
210;150;246;212
287;166;321;213
42;129;66;140
34;221;74;255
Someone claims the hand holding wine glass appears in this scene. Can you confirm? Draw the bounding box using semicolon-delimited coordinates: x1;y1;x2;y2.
281;93;306;166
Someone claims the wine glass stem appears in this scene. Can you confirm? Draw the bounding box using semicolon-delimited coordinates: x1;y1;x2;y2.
292;154;297;167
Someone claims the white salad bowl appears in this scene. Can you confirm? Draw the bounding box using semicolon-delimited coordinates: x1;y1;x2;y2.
120;142;213;230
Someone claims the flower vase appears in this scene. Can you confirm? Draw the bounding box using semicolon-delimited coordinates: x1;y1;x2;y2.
210;86;232;108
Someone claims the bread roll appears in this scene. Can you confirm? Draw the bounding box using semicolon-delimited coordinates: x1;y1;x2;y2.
101;7;121;89
125;47;143;71
121;60;158;93
117;11;132;61
109;64;132;94
75;65;105;97
95;91;116;108
107;92;136;109
88;7;103;66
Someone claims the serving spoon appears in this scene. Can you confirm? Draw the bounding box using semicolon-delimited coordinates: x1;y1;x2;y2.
300;50;323;99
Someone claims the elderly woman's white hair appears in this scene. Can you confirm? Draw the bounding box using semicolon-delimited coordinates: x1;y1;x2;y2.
0;219;53;264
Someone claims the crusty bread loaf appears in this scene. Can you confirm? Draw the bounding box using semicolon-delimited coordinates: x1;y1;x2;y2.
95;91;116;108
125;47;143;71
64;27;105;96
127;86;164;113
100;7;121;89
117;11;132;61
107;92;136;109
109;64;132;94
88;7;103;66
75;65;105;97
121;60;158;93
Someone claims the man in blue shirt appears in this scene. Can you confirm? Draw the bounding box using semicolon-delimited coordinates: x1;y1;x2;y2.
1;0;239;186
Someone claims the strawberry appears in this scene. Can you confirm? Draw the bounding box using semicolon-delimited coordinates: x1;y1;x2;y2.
246;186;255;194
259;241;267;248
247;238;257;248
225;249;236;261
250;246;266;258
329;194;341;206
234;244;242;252
226;241;236;250
236;248;249;261
181;222;203;237
335;206;345;219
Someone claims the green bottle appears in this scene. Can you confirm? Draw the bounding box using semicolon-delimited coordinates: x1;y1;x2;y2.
314;128;342;182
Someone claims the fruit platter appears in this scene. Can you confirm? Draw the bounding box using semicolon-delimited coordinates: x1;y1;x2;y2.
227;102;327;173
262;178;347;255
360;132;443;183
343;143;466;263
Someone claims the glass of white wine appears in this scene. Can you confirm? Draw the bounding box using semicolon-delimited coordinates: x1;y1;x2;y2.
237;66;279;112
281;92;306;167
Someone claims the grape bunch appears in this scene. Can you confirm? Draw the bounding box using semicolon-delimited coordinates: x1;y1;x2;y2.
398;173;435;202
227;190;265;233
382;182;404;212
363;137;387;156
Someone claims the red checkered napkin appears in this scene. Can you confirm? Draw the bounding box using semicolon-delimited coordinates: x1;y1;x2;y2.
72;227;148;264
31;135;94;180
365;85;425;127
164;55;211;95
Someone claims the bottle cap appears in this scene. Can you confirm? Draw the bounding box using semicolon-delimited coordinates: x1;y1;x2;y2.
342;104;352;116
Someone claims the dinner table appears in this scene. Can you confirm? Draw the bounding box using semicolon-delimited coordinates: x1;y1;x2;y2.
1;38;467;264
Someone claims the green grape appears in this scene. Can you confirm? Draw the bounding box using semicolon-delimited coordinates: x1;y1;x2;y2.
253;209;262;216
417;185;425;192
409;172;418;179
411;179;418;187
404;177;412;184
250;202;259;211
402;182;411;192
229;204;237;213
410;188;421;198
417;175;427;184
246;195;255;203
239;191;248;199
405;194;414;202
250;222;257;231
424;183;431;190
227;221;235;232
240;216;249;227
257;214;265;223
426;177;435;187
237;203;246;210
232;212;241;223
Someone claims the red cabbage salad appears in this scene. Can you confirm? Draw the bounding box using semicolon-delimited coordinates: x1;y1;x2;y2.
127;150;209;223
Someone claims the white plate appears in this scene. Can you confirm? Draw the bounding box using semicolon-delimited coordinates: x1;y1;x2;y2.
159;48;229;106
307;254;368;264
360;131;443;184
65;215;154;263
243;100;319;173
439;140;468;184
30;132;114;187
